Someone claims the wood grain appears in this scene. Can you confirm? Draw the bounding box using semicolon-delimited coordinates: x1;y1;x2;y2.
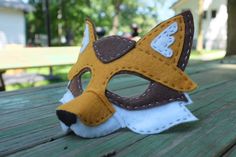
0;58;236;157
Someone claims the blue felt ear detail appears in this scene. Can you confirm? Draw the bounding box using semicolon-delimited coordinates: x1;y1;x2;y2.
151;22;178;58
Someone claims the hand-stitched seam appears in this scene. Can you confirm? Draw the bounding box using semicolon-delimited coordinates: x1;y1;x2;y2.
71;64;113;125
137;17;181;46
77;112;110;125
113;50;191;90
151;22;178;57
109;97;184;109
102;64;192;91
126;102;192;133
108;91;185;110
181;12;193;69
94;36;134;62
86;21;95;41
172;18;184;65
137;15;189;68
69;67;92;97
87;89;114;114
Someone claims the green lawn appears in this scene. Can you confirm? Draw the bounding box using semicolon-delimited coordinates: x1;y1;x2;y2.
190;50;226;60
5;50;226;91
6;65;71;91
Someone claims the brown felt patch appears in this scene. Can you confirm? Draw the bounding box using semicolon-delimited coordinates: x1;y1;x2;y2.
177;11;194;70
69;70;188;111
106;81;187;110
93;36;136;63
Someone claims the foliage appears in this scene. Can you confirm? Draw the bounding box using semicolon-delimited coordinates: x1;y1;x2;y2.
26;0;161;46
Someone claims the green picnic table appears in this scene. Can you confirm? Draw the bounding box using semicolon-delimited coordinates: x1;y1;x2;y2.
1;56;236;157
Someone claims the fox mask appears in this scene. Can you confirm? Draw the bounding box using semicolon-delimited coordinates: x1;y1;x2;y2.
56;11;198;138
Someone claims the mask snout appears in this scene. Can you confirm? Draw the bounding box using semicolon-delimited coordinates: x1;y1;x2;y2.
57;90;115;126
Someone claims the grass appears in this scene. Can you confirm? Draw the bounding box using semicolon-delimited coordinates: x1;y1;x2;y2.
5;50;226;91
190;50;226;60
6;65;71;91
6;65;92;91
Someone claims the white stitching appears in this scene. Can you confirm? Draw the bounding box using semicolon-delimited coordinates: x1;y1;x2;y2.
181;13;192;69
94;36;134;62
126;102;192;133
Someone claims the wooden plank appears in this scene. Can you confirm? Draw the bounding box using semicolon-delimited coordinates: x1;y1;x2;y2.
0;82;67;98
10;79;236;157
1;66;236;130
186;59;222;74
0;76;150;155
0;59;234;155
116;86;236;157
0;76;148;115
222;145;236;157
4;65;236;157
0;60;232;116
0;47;79;70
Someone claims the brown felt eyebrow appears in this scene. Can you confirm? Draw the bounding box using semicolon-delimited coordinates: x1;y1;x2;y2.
68;68;91;97
93;35;136;63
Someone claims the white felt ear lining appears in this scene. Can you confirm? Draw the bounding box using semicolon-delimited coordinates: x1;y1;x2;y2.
80;24;90;53
151;22;178;58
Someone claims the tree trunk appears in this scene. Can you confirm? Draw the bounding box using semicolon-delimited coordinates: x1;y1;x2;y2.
226;0;236;56
197;0;203;51
110;0;123;35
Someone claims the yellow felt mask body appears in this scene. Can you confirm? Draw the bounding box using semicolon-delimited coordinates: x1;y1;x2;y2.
57;11;197;127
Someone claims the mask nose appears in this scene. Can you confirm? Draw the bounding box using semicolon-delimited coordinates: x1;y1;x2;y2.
56;110;77;126
57;90;115;126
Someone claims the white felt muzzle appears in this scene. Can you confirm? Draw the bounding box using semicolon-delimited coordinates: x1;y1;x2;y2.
58;89;197;138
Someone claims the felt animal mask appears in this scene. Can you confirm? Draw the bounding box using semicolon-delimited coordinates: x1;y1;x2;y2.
56;11;198;138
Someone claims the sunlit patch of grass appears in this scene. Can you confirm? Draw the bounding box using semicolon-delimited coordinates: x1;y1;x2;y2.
6;66;71;91
6;80;51;91
5;65;92;91
190;50;226;60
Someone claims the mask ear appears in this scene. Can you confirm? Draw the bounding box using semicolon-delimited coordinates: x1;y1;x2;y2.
80;18;97;53
137;11;194;71
68;18;97;80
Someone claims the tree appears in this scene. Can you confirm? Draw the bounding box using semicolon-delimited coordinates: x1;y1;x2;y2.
196;0;203;51
27;0;88;46
26;0;160;46
110;0;123;35
226;0;236;56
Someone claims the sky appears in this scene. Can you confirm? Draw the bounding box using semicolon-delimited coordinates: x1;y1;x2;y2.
143;0;178;21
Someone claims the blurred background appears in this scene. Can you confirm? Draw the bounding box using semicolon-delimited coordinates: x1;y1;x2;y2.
0;0;234;91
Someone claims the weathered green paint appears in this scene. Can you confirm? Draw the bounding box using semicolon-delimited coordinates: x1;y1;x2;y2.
0;58;236;157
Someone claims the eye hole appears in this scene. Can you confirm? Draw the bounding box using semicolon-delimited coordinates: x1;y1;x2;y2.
107;73;150;97
80;71;91;90
68;68;91;97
